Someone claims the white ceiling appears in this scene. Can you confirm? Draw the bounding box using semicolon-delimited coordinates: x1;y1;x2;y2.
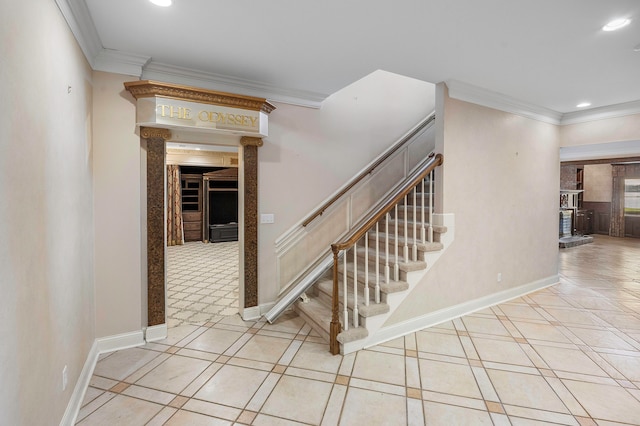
70;0;640;116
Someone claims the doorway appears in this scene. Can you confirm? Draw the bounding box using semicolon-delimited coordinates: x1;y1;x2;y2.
125;79;274;337
166;159;241;326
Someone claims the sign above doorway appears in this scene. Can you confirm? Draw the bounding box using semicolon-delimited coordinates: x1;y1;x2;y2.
124;80;275;137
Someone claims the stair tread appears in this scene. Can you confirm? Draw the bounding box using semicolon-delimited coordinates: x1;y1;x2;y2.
337;326;368;344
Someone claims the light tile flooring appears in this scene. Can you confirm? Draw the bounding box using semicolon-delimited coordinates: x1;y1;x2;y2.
78;235;640;425
167;241;239;327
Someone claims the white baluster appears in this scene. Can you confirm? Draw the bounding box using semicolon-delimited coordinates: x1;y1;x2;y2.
353;242;359;328
364;234;369;306
375;222;380;303
421;178;426;243
343;250;348;331
403;195;409;263
429;171;434;243
412;187;418;261
385;214;390;284
394;205;399;281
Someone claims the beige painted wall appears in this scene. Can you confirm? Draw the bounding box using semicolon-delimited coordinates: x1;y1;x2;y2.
584;164;612;202
92;71;145;337
387;85;560;323
259;71;436;303
0;0;95;424
560;113;640;147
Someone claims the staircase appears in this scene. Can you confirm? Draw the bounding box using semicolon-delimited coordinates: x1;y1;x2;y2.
292;154;449;354
264;115;449;355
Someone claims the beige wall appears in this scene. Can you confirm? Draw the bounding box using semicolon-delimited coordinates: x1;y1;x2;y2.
0;0;95;424
387;85;560;323
92;72;144;337
584;164;613;202
560;113;640;147
259;71;436;303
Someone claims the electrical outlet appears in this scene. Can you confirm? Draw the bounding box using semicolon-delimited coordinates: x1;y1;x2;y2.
62;365;68;391
497;273;502;282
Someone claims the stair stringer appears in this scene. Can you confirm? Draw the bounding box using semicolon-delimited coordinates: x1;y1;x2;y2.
340;213;455;355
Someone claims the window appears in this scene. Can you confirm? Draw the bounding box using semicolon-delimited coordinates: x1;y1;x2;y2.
624;179;640;216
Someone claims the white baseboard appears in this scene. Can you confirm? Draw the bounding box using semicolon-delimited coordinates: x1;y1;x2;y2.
241;302;277;321
145;324;168;342
59;340;99;426
61;328;150;425
361;275;559;350
96;330;145;354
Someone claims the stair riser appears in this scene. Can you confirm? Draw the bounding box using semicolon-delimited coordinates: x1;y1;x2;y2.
340;263;411;282
317;279;389;306
380;224;443;242
293;305;330;342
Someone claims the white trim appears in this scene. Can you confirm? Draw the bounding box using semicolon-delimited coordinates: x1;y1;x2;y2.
560;100;640;125
446;80;562;125
241;302;277;321
54;0;102;68
560;140;640;162
94;49;151;77
142;62;327;109
95;330;145;354
145;324;168;342
353;274;559;352
59;340;99;426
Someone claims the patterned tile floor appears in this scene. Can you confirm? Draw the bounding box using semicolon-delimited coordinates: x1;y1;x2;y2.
167;241;239;327
77;235;640;425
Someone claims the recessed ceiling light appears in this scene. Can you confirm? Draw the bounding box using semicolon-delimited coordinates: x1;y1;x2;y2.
602;18;631;31
576;102;591;108
149;0;172;6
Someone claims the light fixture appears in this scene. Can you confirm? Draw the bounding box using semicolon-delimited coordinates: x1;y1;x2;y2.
634;43;640;52
576;102;591;108
149;0;172;6
602;18;631;31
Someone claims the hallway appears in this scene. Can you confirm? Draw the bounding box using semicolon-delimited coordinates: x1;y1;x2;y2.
77;235;640;425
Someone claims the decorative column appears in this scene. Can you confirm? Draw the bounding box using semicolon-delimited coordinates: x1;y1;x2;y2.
610;165;625;237
142;126;171;326
240;136;262;309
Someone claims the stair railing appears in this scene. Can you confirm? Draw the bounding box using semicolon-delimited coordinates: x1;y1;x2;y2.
329;153;443;354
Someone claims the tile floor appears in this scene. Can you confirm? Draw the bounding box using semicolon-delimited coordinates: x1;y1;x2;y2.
167;241;239;327
78;235;640;425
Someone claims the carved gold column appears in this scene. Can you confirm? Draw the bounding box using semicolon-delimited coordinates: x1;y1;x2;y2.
240;136;263;308
142;126;171;326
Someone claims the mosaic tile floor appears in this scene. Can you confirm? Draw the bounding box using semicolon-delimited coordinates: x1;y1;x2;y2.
78;235;640;425
167;241;239;327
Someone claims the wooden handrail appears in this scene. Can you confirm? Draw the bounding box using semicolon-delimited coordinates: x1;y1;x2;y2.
302;114;436;227
332;153;442;252
329;152;443;354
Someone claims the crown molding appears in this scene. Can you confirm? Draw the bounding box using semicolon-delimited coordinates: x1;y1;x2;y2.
93;49;151;77
560;100;640;126
142;62;327;109
54;0;327;108
560;140;640;162
446;79;563;125
54;0;102;68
